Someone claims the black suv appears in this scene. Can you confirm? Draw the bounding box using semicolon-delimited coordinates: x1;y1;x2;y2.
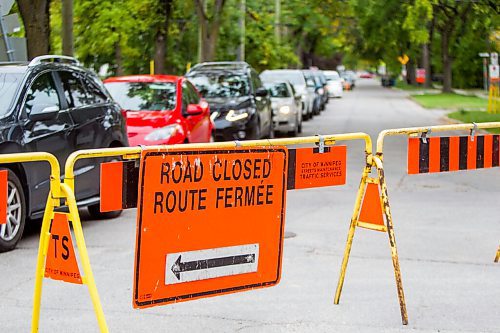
0;55;128;252
186;62;273;141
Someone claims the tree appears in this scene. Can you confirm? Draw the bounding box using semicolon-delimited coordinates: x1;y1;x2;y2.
195;0;226;62
17;0;51;59
433;0;473;92
153;0;174;74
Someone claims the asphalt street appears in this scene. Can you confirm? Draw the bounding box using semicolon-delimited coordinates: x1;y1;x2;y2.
1;78;499;332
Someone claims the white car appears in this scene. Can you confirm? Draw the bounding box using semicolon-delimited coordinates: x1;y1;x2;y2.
323;70;343;98
260;69;314;120
263;81;302;136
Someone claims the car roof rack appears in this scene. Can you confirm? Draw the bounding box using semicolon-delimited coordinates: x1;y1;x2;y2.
189;61;250;72
28;55;80;67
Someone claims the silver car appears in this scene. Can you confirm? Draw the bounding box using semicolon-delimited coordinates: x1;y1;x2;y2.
260;69;314;121
263;81;302;136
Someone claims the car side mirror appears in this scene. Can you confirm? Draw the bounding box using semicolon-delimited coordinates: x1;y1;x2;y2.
29;104;59;121
186;104;203;116
255;87;268;97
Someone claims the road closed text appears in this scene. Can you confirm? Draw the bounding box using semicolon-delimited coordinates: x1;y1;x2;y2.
153;157;275;214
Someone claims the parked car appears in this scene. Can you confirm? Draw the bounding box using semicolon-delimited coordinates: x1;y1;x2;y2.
0;55;129;252
263;81;302;136
302;70;322;115
260;69;314;121
323;70;343;98
186;62;272;141
310;69;329;108
341;70;357;90
104;75;213;146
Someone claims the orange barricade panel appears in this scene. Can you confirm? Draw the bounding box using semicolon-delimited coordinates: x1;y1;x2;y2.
287;146;347;190
408;135;500;174
358;182;385;230
100;161;123;212
45;213;82;284
133;147;288;308
0;170;7;225
100;160;139;212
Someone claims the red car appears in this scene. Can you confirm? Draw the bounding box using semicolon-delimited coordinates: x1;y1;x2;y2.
104;75;213;146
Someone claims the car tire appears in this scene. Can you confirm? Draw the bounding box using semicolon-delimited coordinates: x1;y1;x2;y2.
0;169;26;253
267;119;274;139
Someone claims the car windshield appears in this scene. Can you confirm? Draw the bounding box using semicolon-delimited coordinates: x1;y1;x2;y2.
326;73;340;81
105;81;176;111
264;83;291;98
261;71;304;86
189;73;250;98
0;73;23;117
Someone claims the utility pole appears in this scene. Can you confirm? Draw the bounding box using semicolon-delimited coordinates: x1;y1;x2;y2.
62;0;73;56
275;0;280;44
236;0;245;61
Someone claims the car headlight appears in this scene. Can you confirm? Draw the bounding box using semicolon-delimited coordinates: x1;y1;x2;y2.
318;88;324;95
279;105;290;115
226;108;251;122
301;94;307;101
210;111;219;121
144;124;181;141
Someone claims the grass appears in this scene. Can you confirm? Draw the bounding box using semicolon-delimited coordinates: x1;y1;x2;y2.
411;93;487;110
447;110;500;134
394;80;429;92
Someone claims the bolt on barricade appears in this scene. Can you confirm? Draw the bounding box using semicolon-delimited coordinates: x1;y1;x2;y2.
335;121;500;327
54;133;373;332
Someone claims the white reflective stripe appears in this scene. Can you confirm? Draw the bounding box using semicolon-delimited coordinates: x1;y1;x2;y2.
165;243;259;285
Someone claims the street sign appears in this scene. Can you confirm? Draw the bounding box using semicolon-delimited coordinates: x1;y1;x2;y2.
491;52;498;66
0;0;14;16
490;64;499;80
133;147;288;308
416;68;426;84
398;54;409;65
0;36;26;61
479;52;490;58
1;13;20;34
44;213;82;284
287;146;347;190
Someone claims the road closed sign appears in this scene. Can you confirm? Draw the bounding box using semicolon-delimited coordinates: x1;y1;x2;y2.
133;147;288;308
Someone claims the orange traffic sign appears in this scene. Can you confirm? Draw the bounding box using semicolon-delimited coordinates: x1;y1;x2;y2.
357;181;386;232
287;146;346;189
133;147;288;308
45;213;82;284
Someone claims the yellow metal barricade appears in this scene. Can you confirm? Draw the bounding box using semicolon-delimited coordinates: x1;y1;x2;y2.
335;122;500;326
0;152;62;332
61;133;373;332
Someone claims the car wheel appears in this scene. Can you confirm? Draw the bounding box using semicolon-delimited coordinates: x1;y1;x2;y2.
267;119;274;139
0;169;26;253
288;122;298;137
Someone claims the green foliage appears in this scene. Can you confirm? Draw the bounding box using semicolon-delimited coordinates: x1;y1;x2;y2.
411;93;488;110
448;110;500;133
40;0;497;86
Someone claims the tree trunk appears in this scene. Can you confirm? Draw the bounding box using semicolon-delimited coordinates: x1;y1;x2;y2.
62;0;73;56
195;0;226;62
115;41;124;76
154;0;173;74
423;18;434;88
441;28;452;93
17;0;51;59
407;59;416;85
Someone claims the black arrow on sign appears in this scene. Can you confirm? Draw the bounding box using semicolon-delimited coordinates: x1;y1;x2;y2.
171;253;256;280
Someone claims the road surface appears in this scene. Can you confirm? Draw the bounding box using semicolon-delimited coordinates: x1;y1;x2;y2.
1;78;499;332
